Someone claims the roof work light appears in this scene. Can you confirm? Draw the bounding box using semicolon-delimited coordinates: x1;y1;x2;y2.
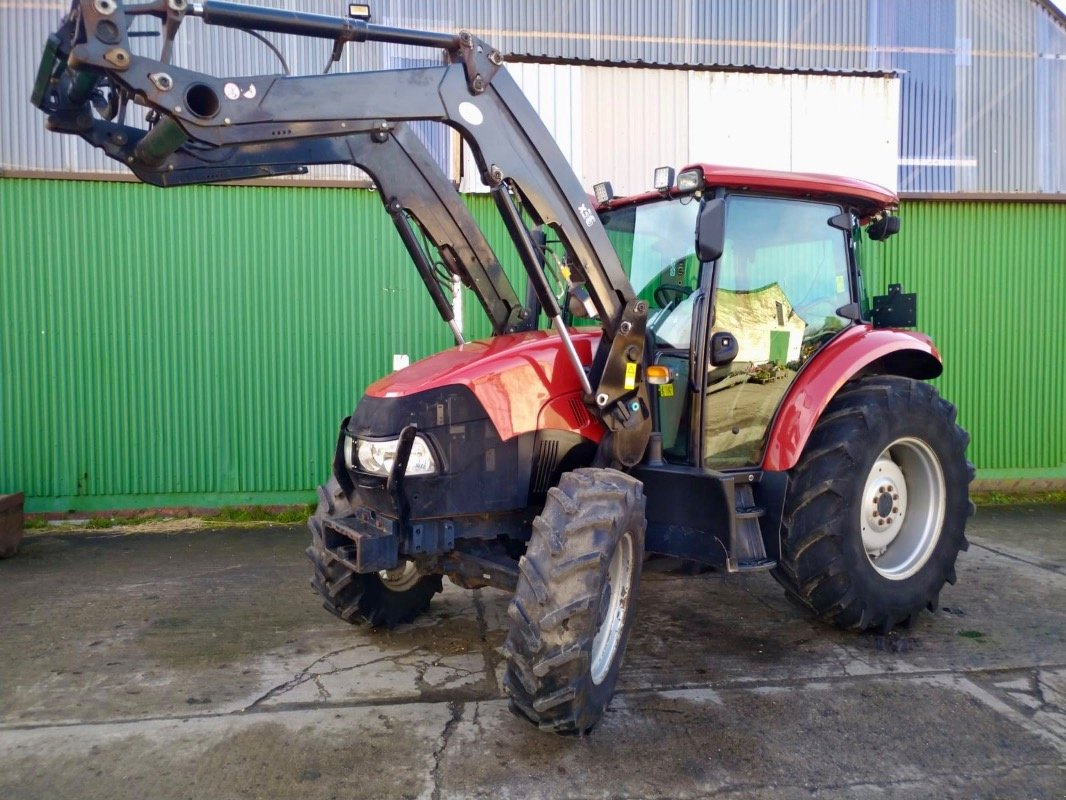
593;181;614;204
653;166;675;191
676;168;704;193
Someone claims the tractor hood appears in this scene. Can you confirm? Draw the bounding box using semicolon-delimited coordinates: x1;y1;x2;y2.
365;330;603;441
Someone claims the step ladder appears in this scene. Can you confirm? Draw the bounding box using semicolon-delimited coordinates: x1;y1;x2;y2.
730;483;776;572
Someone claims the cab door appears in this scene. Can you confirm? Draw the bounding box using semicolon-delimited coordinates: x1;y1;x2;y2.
699;194;856;468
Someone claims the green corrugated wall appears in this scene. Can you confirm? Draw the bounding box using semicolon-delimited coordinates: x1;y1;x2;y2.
862;201;1066;482
1;179;1063;511
1;178;453;511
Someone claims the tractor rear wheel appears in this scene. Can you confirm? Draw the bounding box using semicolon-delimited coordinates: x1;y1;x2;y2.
772;376;974;632
306;477;442;629
503;468;646;735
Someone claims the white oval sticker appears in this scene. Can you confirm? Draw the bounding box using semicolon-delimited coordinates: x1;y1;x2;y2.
458;101;483;127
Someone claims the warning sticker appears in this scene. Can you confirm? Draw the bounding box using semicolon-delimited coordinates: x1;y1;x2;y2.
836;275;846;293
658;384;674;398
624;362;637;390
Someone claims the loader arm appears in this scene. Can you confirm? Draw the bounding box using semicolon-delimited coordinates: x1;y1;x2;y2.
32;0;652;465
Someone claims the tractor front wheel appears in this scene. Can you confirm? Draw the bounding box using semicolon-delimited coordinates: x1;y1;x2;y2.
307;477;442;629
773;376;974;632
503;468;646;735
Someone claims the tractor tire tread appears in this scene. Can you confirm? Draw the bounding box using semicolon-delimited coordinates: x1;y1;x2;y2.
503;468;646;735
771;376;972;633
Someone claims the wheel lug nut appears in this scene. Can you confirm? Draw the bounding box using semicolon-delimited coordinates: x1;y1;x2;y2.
893;506;899;513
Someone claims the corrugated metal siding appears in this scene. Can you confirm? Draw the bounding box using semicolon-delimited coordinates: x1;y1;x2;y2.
689;71;900;191
581;66;691;197
2;179;1063;509
5;1;1064;193
861;200;1066;473
480;64;898;197
0;178;453;508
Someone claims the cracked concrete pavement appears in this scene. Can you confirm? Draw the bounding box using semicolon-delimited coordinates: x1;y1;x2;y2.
0;503;1063;798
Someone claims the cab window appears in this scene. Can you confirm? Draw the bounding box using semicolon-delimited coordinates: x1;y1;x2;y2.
703;195;852;467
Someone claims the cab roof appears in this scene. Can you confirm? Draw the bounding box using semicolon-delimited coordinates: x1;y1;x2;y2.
599;163;898;219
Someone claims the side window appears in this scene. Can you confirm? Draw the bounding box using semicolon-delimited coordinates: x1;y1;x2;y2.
717;196;851;348
703;195;851;467
601;198;701;349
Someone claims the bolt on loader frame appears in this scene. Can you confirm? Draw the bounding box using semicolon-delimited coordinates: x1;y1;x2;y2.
32;0;974;735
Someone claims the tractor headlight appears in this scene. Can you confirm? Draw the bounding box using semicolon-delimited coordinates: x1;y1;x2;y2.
344;435;438;477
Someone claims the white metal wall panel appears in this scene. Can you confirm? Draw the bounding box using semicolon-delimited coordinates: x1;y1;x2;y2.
472;66;898;197
688;73;794;175
689;72;899;192
579;66;690;197
790;75;900;191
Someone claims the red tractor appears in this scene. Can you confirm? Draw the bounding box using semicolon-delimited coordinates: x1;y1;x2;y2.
33;0;974;735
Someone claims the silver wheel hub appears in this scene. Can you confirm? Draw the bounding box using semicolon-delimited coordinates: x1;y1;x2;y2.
379;561;420;592
858;437;946;581
590;531;635;686
861;456;907;555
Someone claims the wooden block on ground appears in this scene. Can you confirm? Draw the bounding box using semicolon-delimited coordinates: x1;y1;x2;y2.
0;493;25;558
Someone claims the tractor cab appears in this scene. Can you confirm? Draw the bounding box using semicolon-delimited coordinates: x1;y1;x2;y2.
596;164;900;471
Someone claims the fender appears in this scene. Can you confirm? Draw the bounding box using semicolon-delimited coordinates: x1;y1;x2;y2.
761;325;942;471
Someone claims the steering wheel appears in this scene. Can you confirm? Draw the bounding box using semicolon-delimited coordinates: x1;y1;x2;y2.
654;284;693;308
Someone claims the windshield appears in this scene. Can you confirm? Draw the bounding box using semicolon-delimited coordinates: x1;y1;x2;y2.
599;197;701;347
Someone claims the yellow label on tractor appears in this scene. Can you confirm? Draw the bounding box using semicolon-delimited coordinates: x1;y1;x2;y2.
658;383;674;398
624;362;637;390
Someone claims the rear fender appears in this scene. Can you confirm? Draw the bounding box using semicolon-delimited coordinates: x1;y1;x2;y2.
761;325;942;471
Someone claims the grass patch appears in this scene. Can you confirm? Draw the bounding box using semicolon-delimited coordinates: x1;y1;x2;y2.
204;505;315;526
957;630;986;641
972;490;1066;507
25;504;315;532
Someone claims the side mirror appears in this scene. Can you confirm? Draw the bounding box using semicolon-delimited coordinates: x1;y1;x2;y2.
710;330;739;366
695;198;725;262
867;215;901;241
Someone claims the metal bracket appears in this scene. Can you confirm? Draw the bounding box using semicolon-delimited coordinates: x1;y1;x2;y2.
451;30;502;95
592;298;653;465
386;424;417;524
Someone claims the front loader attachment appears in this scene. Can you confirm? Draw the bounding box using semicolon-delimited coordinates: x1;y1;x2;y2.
32;0;653;465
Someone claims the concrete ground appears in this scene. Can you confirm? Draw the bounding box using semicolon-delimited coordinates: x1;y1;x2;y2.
0;505;1063;799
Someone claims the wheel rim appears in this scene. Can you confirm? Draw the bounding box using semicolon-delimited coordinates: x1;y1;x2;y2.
590;530;635;686
859;437;946;580
379;561;420;592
